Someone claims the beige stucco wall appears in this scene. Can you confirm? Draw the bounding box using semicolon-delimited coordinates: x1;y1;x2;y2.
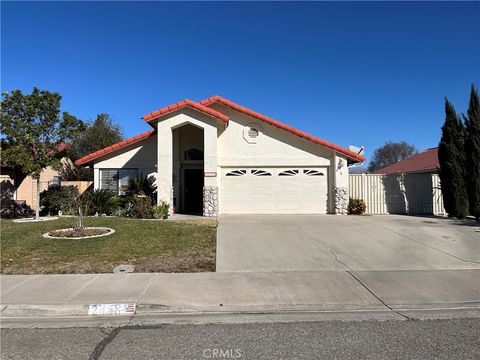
93;135;157;189
213;106;332;167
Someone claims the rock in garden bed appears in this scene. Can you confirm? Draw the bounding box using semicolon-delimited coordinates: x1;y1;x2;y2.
43;227;115;239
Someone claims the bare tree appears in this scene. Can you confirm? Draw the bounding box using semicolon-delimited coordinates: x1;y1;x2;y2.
368;141;418;172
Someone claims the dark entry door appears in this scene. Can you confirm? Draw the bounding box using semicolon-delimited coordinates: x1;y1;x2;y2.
184;169;204;214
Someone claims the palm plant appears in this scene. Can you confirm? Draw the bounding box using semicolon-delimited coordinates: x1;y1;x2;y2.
122;175;157;204
81;189;120;215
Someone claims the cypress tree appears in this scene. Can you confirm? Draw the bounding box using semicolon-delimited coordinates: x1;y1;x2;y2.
464;85;480;220
438;99;469;218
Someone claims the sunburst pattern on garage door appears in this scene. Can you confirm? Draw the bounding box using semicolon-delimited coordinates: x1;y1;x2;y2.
220;168;329;214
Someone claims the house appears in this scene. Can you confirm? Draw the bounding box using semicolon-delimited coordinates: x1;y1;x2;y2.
1;164;61;214
1;143;67;214
0;157;93;215
373;147;439;175
75;96;364;216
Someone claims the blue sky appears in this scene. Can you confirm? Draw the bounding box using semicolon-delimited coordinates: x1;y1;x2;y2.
2;1;479;164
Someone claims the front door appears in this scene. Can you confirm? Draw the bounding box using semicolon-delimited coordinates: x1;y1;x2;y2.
184;169;204;214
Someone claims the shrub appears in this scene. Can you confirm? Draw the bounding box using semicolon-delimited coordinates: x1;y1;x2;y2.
130;195;152;218
152;201;170;219
82;189;119;215
348;198;366;215
122;175;157;204
40;186;79;215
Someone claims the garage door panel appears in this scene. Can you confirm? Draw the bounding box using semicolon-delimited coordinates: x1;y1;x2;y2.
276;178;301;200
221;167;328;214
250;200;275;210
276;200;302;210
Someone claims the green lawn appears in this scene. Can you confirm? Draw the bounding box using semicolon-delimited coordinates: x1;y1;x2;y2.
0;217;217;274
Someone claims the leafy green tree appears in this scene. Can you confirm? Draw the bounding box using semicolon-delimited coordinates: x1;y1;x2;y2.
68;114;123;160
438;99;469;218
464;85;480;220
368;141;418;172
1;88;83;219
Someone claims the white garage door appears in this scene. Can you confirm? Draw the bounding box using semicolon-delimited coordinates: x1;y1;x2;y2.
220;168;329;214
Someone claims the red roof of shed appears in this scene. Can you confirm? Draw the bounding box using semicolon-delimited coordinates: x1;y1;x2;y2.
373;147;439;174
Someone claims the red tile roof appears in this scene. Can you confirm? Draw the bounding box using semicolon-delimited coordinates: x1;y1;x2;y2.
75;129;155;166
76;95;365;166
143;99;229;124
373;147;439;174
200;95;365;163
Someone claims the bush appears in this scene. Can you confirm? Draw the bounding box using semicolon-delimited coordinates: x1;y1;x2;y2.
348;198;366;215
40;186;79;215
122;175;157;204
130;195;152;218
152;201;170;219
82;189;119;215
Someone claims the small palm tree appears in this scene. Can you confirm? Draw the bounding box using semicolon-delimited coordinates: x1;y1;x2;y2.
122;175;157;204
81;189;120;215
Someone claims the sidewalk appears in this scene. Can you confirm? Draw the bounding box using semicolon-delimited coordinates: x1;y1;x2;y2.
2;269;479;322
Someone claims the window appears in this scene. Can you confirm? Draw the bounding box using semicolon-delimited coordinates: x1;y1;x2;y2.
100;170;119;193
225;170;247;176
100;169;138;195
278;169;299;176
303;169;324;176
248;127;259;138
119;169;138;195
49;176;62;188
251;169;272;176
184;148;204;161
243;125;261;144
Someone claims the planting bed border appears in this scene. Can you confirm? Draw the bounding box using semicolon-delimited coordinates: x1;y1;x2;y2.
12;216;59;223
42;227;115;240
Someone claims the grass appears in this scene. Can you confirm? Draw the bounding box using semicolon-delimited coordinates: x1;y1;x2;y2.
0;217;217;274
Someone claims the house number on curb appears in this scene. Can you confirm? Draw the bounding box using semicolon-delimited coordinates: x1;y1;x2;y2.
88;303;136;315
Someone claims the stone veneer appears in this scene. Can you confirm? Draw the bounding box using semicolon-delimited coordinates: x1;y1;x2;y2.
169;186;174;215
203;186;218;217
334;187;349;215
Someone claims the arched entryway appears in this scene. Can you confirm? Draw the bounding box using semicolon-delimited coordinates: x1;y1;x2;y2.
172;123;204;214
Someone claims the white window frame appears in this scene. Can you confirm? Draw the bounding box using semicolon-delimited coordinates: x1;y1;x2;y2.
100;168;138;195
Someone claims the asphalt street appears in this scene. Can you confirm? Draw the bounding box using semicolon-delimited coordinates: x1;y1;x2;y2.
1;318;479;360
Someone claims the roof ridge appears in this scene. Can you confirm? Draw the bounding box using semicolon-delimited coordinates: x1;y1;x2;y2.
143;99;229;123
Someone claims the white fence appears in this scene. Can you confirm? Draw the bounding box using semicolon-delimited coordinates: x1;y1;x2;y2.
349;173;445;216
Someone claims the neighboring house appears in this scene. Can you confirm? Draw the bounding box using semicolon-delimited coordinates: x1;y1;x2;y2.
75;96;364;216
350;147;444;215
1;164;62;213
1;142;68;214
373;147;439;175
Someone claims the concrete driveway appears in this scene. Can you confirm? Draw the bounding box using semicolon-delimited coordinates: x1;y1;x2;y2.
216;215;480;272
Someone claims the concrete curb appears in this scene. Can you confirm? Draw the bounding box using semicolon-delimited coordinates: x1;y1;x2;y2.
2;301;479;320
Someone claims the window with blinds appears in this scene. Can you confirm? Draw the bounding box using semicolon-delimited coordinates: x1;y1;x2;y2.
100;169;138;195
